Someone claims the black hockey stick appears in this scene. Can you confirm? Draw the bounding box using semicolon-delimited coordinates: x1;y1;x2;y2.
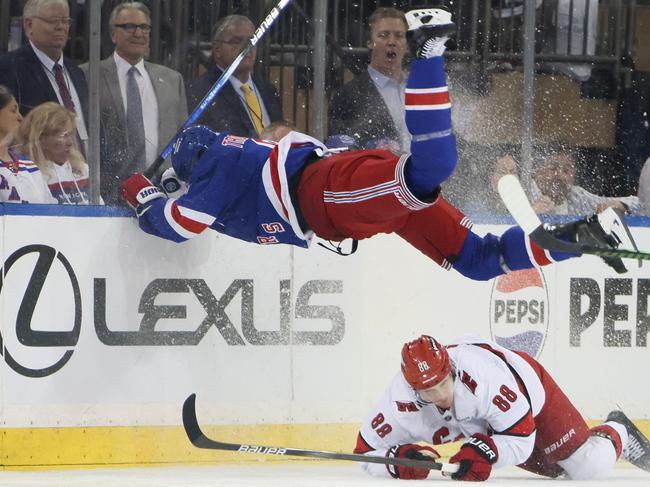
143;0;292;179
182;394;458;475
498;174;650;261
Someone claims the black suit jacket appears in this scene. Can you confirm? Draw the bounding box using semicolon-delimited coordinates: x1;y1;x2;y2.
0;43;88;121
186;65;283;137
328;69;400;148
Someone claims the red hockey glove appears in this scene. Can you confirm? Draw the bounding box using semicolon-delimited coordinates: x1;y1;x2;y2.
121;173;165;213
450;433;498;482
385;444;440;480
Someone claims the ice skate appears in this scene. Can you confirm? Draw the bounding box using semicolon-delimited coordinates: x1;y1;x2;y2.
550;207;637;274
606;410;650;472
405;8;456;59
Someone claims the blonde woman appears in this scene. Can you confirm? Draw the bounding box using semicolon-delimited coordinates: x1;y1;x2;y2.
18;102;96;204
0;85;55;203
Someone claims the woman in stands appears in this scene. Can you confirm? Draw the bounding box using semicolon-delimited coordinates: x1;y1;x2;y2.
18;102;95;204
0;85;55;203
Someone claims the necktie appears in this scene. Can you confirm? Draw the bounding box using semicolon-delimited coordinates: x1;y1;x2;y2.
241;83;264;136
53;64;75;112
126;66;146;169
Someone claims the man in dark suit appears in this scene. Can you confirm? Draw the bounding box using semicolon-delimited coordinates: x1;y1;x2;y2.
0;0;88;148
329;7;409;152
81;2;188;204
187;14;283;138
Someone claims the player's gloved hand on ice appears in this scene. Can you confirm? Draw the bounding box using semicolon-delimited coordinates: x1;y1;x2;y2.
160;167;189;199
121;173;166;216
449;434;498;481
385;443;440;480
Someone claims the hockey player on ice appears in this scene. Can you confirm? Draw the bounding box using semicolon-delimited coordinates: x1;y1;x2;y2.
354;334;650;481
121;8;635;278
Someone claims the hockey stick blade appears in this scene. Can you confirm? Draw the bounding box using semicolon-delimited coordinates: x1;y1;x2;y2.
498;175;650;262
182;394;458;475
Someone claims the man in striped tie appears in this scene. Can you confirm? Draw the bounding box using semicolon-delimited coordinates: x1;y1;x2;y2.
122;8;633;279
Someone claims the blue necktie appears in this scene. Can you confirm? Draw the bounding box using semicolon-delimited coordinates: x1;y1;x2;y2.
126;66;146;169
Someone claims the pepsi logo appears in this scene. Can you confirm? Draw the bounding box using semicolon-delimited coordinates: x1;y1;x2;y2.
489;267;549;358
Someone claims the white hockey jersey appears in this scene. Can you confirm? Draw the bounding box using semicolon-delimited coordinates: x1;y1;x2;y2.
355;336;546;477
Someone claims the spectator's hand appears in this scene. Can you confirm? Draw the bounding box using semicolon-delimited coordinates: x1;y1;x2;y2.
385;443;440;479
160;168;189;199
532;194;556;213
449;434;498;482
595;200;628;214
121;173;165;214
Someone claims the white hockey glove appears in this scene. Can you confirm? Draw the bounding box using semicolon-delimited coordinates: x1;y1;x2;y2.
160;167;189;199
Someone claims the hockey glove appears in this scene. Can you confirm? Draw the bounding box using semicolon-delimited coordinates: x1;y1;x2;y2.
121;173;165;215
160;167;189;199
449;434;498;482
386;443;440;480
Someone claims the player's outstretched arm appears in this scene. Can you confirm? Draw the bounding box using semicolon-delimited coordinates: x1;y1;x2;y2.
121;173;202;243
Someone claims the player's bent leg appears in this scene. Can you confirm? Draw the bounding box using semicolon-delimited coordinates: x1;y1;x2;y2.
404;56;457;198
396;196;470;268
557;435;619;480
452;225;576;281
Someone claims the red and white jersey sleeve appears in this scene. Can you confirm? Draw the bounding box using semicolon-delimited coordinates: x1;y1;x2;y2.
447;336;546;469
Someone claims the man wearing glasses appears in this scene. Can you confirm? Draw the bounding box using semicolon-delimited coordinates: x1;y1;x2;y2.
81;2;187;205
187;14;284;138
0;0;89;152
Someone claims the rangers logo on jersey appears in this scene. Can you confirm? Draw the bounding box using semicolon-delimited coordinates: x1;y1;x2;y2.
222;135;247;148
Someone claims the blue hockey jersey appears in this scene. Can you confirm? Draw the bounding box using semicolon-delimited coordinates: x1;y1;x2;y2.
137;131;328;247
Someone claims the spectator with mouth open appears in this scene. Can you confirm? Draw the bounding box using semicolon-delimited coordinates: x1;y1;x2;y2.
328;7;411;153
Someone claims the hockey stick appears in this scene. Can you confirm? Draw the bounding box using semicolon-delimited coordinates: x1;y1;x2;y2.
143;0;292;179
182;394;458;475
498;174;650;261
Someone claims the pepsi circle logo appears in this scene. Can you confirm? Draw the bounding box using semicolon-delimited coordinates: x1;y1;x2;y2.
489;267;549;358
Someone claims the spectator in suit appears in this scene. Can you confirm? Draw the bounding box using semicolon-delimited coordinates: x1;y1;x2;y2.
0;0;89;153
328;7;410;152
0;85;56;204
17;102;95;204
186;14;283;138
81;2;188;204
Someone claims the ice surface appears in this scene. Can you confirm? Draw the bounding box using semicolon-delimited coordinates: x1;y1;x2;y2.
0;462;648;487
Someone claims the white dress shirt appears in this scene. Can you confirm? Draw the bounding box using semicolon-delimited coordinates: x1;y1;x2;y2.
367;66;409;153
31;41;89;149
114;52;160;165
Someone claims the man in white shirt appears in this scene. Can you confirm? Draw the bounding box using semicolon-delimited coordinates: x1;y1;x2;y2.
0;0;89;151
529;149;640;215
82;2;187;204
329;7;413;153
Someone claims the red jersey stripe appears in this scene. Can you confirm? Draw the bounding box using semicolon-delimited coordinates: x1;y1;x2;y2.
171;201;209;234
269;146;290;219
405;91;450;106
530;240;552;266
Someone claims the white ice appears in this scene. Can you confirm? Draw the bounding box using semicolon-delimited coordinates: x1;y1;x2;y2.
0;462;648;487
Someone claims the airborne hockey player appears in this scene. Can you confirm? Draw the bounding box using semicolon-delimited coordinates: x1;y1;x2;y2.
121;8;635;279
354;335;650;481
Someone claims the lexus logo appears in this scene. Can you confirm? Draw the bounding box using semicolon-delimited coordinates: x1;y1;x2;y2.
0;245;81;377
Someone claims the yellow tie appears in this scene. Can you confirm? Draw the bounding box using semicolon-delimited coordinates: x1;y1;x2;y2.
241;83;264;136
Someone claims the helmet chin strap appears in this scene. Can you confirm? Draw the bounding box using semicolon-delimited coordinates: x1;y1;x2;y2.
414;390;433;405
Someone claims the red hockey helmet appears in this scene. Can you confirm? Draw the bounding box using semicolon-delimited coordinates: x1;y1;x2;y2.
401;335;451;390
